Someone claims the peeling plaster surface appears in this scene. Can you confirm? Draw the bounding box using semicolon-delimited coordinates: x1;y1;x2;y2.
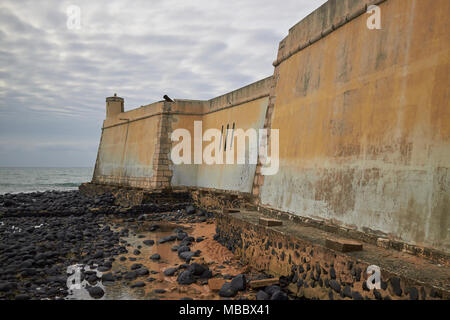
171;97;269;193
261;0;450;252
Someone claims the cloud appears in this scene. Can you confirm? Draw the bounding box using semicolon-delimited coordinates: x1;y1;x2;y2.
0;0;327;166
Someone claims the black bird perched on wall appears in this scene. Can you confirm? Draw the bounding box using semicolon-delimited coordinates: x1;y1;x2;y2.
163;95;174;102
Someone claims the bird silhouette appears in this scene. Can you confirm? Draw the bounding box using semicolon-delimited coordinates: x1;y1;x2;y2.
163;95;174;102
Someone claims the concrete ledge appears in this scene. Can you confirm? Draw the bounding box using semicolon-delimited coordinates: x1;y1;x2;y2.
207;77;272;113
325;238;363;253
79;182;190;207
214;209;449;300
259;217;283;227
256;204;450;266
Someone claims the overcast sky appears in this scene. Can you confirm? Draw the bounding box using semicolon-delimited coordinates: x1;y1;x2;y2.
0;0;327;167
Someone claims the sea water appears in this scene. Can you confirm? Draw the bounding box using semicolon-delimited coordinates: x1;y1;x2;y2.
0;167;93;194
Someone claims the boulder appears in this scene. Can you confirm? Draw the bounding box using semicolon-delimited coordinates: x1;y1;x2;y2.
219;282;237;298
177;270;195;285
230;274;246;291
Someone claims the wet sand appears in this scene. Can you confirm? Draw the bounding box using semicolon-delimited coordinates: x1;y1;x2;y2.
67;217;253;300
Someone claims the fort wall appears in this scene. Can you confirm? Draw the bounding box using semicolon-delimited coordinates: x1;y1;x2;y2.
93;77;272;191
90;0;449;255
259;0;450;253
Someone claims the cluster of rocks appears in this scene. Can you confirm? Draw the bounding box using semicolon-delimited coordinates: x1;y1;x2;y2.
114;225;228;295
0;212;125;300
138;205;214;224
0;189;216;300
86;261;156;294
218;274;247;297
0;188;274;300
0;191;117;217
141;226;289;300
141;227;210;285
70;225;215;297
0;191;202;218
176;263;213;285
255;285;289;300
217;274;289;300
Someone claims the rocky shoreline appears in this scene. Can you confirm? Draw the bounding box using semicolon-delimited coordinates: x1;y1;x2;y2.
0;190;292;300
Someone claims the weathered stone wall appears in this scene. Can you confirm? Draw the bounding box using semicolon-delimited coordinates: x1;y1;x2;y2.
215;210;449;300
93;101;168;189
259;0;450;253
92;77;272;193
170;99;269;192
168;77;271;192
91;0;449;255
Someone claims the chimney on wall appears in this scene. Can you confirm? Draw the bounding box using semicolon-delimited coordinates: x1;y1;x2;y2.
106;93;124;118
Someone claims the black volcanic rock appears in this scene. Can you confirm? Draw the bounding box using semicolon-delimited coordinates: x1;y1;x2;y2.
163;268;178;277
219;282;237;297
177;270;195;285
230;274;246;291
86;286;104;299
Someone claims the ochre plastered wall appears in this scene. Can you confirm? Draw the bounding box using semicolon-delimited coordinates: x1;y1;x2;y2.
169;78;271;192
168;101;203;188
93;78;272;192
260;0;450;253
91;0;449;254
169;96;269;192
93;102;165;188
